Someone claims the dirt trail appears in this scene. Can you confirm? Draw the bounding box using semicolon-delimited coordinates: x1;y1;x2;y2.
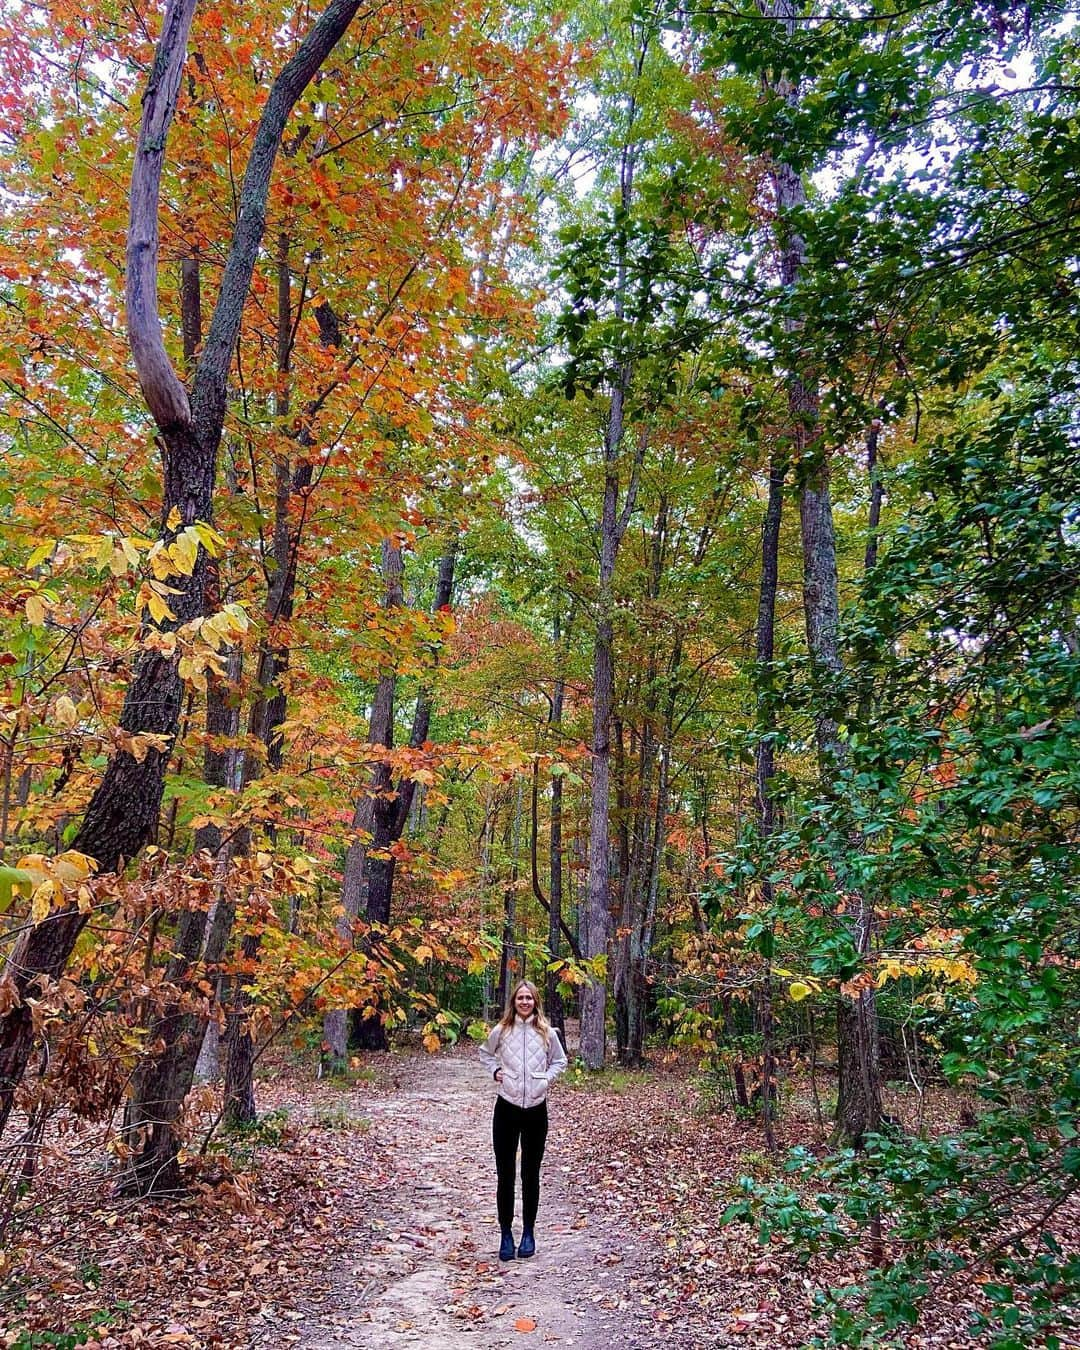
294;1051;663;1349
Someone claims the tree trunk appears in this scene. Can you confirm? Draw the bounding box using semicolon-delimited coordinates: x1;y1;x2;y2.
582;528;617;1070
220;232;319;1124
326;539;457;1065
333;540;404;1056
496;781;525;1009
760;0;882;1146
615;498;669;1066
122;648;243;1176
545;599;571;1045
222;932;259;1129
753;447;785;1147
120;862;237;1194
581;114;647;1069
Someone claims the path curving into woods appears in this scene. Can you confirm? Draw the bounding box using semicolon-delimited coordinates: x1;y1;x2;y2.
293;1050;663;1350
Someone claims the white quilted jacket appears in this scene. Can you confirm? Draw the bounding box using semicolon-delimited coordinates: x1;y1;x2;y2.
479;1016;568;1109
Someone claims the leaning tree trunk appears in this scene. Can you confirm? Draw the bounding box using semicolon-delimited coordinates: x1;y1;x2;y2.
120;598;245;1187
0;0;366;1150
123;209;240;1167
760;0;882;1146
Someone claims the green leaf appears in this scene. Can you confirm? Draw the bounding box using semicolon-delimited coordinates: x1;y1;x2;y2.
0;866;35;913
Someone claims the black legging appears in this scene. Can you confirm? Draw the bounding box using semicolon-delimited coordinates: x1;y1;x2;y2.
492;1096;548;1231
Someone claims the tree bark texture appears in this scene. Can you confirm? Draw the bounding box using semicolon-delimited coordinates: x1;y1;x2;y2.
122;644;242;1181
222;931;260;1129
546;756;567;1044
120;866;237;1194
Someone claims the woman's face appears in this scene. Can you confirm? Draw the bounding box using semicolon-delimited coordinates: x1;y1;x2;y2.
514;986;536;1018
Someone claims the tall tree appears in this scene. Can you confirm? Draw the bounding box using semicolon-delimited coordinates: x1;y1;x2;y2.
753;0;883;1143
0;0;366;1142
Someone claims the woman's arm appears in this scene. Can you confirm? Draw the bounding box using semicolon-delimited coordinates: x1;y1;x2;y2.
478;1026;503;1080
545;1029;568;1082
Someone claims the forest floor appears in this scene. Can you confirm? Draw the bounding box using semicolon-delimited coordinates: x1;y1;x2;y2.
2;1036;1070;1349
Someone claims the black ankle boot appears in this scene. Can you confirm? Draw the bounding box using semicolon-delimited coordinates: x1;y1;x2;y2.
517;1229;535;1259
499;1230;516;1261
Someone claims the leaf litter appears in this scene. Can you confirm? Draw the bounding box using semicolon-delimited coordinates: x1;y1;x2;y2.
3;1045;1074;1348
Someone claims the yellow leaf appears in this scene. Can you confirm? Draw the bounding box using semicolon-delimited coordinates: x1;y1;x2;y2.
200;618;224;652
53;695;78;730
421;1033;440;1052
788;982;813;1002
25;594;47;626
53;851;96;884
146;630;177;658
16;854;51;886
223;602;249;632
26;541;54;570
109;546;129;576
147;589;175;626
875;958;905;989
414;944;433;962
30;879;57;925
147;542;173;580
120;537;142;566
128;733;170;764
77;885;94;914
193;521;226;555
168;530;198;576
165;506;183;531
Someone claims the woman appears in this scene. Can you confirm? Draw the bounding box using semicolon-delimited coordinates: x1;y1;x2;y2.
479;979;568;1260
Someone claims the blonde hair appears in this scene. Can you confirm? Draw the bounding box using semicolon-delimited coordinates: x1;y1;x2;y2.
495;978;551;1047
